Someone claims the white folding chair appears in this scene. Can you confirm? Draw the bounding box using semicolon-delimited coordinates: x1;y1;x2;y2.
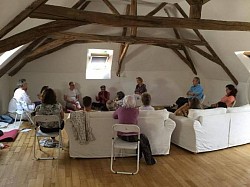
111;124;140;175
14;99;34;126
33;115;63;160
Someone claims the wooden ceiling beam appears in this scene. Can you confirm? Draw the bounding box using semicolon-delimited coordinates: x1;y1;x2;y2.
79;1;91;10
0;37;45;78
146;2;167;16
175;3;238;85
0;0;48;39
52;32;207;46
0;20;86;54
102;0;120;15
30;4;250;31
72;0;86;9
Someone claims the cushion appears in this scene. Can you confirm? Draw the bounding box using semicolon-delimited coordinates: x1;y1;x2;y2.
188;108;227;120
139;109;169;119
227;104;250;113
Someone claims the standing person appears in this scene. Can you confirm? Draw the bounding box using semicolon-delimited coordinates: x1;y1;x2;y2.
64;81;81;111
139;93;155;111
175;77;204;108
211;84;237;107
134;77;147;95
8;79;35;118
35;88;64;143
113;95;156;165
92;85;110;111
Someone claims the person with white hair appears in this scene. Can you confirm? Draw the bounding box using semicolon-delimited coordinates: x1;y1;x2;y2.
113;95;156;165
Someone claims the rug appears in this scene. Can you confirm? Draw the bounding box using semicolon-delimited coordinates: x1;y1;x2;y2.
0;129;19;142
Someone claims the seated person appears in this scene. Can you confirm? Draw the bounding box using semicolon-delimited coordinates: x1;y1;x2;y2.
113;95;156;165
35;88;64;143
175;77;204;109
34;85;49;107
206;101;227;109
139;93;155;111
106;100;117;111
211;84;237;108
64;81;81;111
8;79;35;119
82;96;95;112
134;77;147;95
174;97;202;117
92;85;110;111
114;91;125;108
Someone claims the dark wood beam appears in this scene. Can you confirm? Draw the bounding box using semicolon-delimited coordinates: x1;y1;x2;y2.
31;5;250;31
0;20;86;54
8;40;76;76
146;2;167;16
130;0;137;37
80;1;91;10
0;37;45;78
175;3;238;85
0;0;48;39
102;0;120;15
189;4;202;19
52;32;207;46
117;43;129;77
72;0;86;9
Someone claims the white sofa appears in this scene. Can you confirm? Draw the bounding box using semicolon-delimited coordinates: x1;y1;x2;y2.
169;105;250;153
64;109;176;158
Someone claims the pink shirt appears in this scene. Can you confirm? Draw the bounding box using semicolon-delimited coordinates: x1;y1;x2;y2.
220;95;235;107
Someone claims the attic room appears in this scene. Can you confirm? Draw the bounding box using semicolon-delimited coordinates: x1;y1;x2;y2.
1;0;250;186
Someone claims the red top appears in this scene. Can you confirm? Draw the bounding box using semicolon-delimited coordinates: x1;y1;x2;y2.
220;95;235;107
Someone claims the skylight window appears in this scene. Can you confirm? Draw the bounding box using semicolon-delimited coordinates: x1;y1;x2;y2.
0;45;24;66
86;49;113;79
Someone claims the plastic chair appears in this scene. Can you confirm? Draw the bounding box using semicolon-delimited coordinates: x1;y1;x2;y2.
111;124;140;175
33;115;63;160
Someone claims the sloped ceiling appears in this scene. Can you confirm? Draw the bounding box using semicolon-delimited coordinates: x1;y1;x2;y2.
1;0;250;84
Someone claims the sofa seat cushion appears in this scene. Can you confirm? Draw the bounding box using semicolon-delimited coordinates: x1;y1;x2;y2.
188;108;227;120
227;104;250;113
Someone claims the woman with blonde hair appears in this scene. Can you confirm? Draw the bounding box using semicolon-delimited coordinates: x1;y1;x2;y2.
113;95;156;165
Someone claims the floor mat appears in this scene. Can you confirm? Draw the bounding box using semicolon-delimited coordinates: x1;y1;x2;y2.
0;129;19;142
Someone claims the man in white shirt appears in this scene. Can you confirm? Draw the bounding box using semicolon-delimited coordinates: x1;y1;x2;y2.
64;82;81;111
8;79;35;119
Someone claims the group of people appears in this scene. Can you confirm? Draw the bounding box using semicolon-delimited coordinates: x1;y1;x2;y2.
173;77;238;117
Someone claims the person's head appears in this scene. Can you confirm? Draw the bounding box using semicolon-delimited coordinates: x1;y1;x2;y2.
136;77;143;84
217;102;227;108
42;88;57;105
69;81;75;90
192;77;200;86
40;86;49;94
116;91;125;100
100;85;106;91
188;97;201;109
141;93;151;106
226;84;237;97
82;96;92;109
17;79;28;90
106;100;117;111
123;95;136;108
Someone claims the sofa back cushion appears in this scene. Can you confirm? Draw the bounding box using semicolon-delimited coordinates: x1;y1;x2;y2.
227;104;250;113
139;109;169;119
188;108;227;120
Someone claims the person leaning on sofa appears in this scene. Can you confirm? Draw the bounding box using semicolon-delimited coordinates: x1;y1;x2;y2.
210;84;237;108
139;93;155;111
174;97;202;117
113;95;156;165
82;96;95;112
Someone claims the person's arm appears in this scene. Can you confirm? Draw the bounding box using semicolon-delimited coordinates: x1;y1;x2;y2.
174;103;188;116
143;84;147;93
113;109;119;119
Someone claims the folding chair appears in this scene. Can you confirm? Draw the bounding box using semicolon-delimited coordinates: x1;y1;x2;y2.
111;124;140;175
33;115;63;160
14;99;34;126
200;94;206;104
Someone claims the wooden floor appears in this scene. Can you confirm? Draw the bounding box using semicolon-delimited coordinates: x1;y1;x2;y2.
1;122;250;187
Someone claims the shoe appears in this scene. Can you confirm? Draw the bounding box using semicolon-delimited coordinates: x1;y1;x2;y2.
147;158;157;165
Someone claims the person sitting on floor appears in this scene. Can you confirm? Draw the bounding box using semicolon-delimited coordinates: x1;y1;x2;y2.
82;96;95;112
113;95;156;165
92;85;110;111
34;85;49;107
210;84;237;108
206;101;227;109
35;88;64;143
139;93;155;111
64;81;81;111
114;91;125;108
174;97;202;117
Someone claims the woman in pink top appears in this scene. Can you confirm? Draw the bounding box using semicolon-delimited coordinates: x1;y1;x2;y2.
113;95;156;165
212;84;237;107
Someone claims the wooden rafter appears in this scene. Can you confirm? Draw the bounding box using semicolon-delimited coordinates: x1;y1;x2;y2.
0;0;48;39
146;2;167;16
102;0;120;15
165;9;197;74
72;0;86;9
174;3;238;85
30;5;250;31
130;0;137;37
80;1;91;10
0;37;45;78
0;20;86;53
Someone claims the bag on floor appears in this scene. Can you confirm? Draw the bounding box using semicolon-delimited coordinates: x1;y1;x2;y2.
0;115;14;124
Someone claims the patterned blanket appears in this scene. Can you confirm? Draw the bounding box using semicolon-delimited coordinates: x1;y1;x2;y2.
70;111;95;144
